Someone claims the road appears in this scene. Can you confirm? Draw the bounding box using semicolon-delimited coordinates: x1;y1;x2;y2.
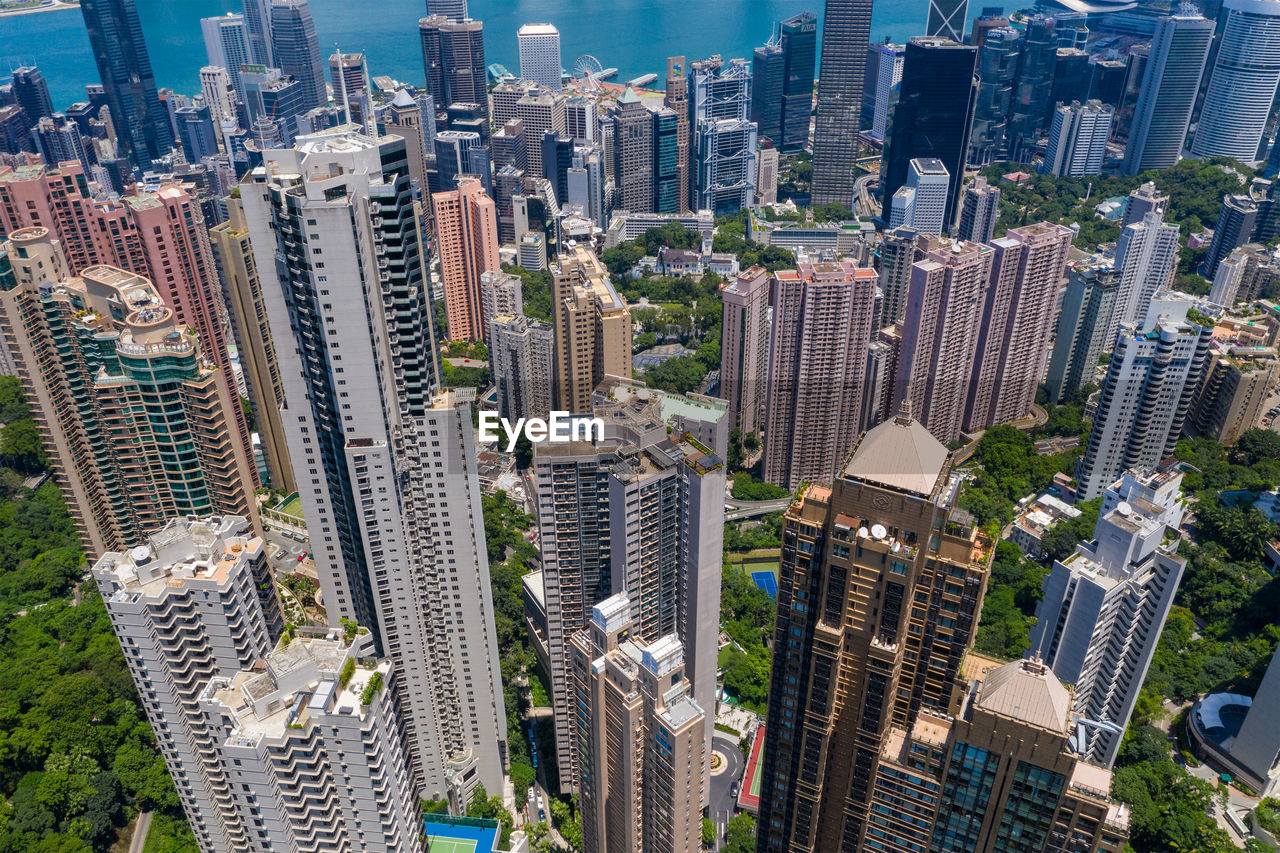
854;173;880;219
128;811;152;853
708;732;746;847
264;528;311;577
724;497;793;521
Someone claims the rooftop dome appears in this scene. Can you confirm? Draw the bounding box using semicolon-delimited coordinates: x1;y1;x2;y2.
843;413;950;496
976;657;1071;733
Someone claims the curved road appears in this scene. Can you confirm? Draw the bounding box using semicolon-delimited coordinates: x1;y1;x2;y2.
708;732;745;848
724;497;793;521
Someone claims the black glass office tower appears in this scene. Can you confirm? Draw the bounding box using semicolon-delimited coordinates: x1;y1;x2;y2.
882;37;978;231
80;0;174;166
810;0;873;206
779;12;818;152
269;0;327;112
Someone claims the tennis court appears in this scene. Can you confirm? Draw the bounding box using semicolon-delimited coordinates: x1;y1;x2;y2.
751;570;778;598
738;724;767;812
422;814;497;853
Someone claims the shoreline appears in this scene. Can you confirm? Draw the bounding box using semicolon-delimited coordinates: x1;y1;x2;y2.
0;0;79;19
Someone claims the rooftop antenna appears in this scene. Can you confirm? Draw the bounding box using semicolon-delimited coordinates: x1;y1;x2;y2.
335;44;352;127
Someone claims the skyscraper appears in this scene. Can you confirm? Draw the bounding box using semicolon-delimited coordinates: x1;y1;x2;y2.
32;114;92;173
966;222;1073;431
756;413;993;851
329;51;368;121
867;657;1131;852
1030;468;1187;768
876;224;920;327
571;594;707;853
433;176;501;341
242;0;273;65
763;260;879;489
1121;11;1213;175
1190;347;1280;444
665;57;692;211
972;27;1024;162
1123;180;1169;226
1109;209;1180;343
652;107;680;213
778;13;819;151
210;196;296;492
894;236;993;443
956;175;1000;244
269;0;327;112
690;56;757;215
201;14;251;100
811;0;873;206
609;87;655;212
515;86;566;177
719;266;772;439
11;66;54;124
926;0;969;42
752;40;784;144
534;386;725;793
0;231;258;556
889;157;950;235
870;42;904;143
1226;647;1280;798
1191;0;1280;162
1042;100;1113;177
242;128;506;801
518;23;563;91
92;516;283;852
425;0;468;21
1045;263;1120;404
883;37;978;232
80;0;175;165
551;243;632;413
419;15;488;117
1007;15;1056;158
1076;295;1212;499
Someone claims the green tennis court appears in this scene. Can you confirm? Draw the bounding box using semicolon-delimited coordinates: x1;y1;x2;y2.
425;839;478;853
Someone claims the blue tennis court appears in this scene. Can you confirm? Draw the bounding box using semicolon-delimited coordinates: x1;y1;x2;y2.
751;570;778;598
422;814;498;853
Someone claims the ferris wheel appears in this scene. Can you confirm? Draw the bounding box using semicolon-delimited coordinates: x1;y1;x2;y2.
572;54;605;90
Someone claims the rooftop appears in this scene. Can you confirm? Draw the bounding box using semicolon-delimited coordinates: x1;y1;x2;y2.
975;657;1071;733
843;413;950;497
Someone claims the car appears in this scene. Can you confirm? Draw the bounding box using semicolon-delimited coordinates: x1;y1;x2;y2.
297;555;304;561
730;782;739;798
537;794;544;810
538;809;545;822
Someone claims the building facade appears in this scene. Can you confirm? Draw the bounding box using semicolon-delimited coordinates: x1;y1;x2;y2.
433;176;501;341
550;244;632;414
1121;12;1213;175
810;0;874;206
719;266;772;438
517;23;563;91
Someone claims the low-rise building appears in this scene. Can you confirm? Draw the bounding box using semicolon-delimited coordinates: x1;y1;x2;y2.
1010;493;1082;559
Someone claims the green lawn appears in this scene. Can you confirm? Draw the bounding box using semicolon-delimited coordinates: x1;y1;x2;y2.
277;496;304;519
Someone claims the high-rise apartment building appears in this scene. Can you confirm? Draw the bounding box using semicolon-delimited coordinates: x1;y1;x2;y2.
425;0;468;21
888;157;949;235
894;236;993;444
1077;295;1212;499
1123;180;1169;227
1121;11;1213;175
1042;100;1113;177
810;0;873;206
1045;263;1120;405
966;222;1073;431
209;196;295;492
1202;194;1259;280
92;515;283;852
80;0;174;165
551;243;632;413
571;594;707;853
1191;0;1280;163
867;657;1131;852
719;266;771;438
1190;348;1280;444
478;269;523;343
1109;210;1180;345
516;86;566;178
870;42;904;142
433;176;501;341
197;634;421;852
690;56;757;215
0;231;258;556
568;145;607;226
956;175;1000;244
419;16;488;117
665;57;692;212
491;313;554;421
1030;468;1187;768
242;128;506;800
876;224;920;327
883;38;978;232
756;413;993;851
32;114;92;174
534;387;725;793
518;23;563;91
609;87;655;213
764;261;878;489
